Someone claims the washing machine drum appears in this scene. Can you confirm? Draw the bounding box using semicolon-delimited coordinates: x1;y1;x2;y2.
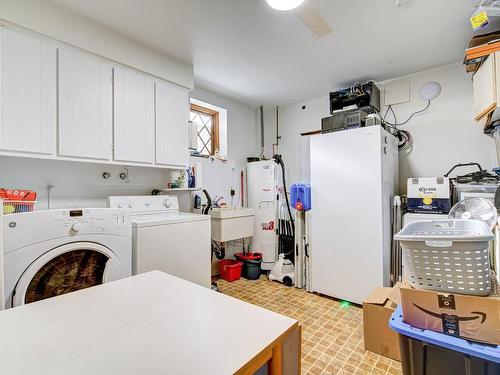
11;242;123;307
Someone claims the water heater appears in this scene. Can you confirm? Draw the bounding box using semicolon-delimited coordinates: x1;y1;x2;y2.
247;160;281;270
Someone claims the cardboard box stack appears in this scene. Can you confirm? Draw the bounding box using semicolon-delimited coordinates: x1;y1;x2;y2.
363;275;500;363
363;284;401;361
465;5;500;74
398;275;500;346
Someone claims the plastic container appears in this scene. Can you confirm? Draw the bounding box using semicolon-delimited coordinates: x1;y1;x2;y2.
389;306;500;375
290;183;311;211
453;184;499;206
218;259;243;282
394;219;494;296
235;253;263;280
2;200;37;214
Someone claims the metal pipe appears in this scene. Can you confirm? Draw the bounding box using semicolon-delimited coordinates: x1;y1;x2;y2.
276;105;279;147
47;185;54;210
260;105;265;158
273;106;281;156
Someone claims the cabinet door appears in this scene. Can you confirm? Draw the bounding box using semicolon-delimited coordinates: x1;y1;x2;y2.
155;80;189;167
113;67;154;164
58;48;112;160
0;28;56;154
473;54;496;121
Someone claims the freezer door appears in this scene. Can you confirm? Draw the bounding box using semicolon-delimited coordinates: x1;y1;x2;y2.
310;127;395;304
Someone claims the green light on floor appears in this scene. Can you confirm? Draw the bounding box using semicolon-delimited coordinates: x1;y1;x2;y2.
340;300;351;309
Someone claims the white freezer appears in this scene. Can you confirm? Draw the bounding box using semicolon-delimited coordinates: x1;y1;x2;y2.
310;126;398;304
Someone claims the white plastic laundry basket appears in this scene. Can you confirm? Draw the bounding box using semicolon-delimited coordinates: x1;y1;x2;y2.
394;219;495;296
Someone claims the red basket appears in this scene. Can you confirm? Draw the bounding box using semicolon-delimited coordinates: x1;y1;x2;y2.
218;259;243;282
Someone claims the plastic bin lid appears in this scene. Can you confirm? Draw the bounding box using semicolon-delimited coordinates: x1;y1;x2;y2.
389;306;500;364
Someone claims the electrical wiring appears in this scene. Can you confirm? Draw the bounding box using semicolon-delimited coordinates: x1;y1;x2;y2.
346;80;425;151
379;100;431;127
389;105;397;125
398;130;412;151
383;105;391;121
376;99;431;151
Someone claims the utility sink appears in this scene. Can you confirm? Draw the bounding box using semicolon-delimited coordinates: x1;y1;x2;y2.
209;207;255;242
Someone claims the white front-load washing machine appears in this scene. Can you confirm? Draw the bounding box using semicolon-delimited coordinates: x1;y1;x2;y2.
2;208;132;308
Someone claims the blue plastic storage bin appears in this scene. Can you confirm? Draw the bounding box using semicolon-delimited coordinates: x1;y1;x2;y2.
290;183;311;211
389;305;500;375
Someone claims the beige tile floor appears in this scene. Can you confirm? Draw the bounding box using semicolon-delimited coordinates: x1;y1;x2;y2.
217;276;402;375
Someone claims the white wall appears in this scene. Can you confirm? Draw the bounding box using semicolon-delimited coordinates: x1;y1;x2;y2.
0;0;193;89
181;87;258;209
0;156;169;209
261;62;498;194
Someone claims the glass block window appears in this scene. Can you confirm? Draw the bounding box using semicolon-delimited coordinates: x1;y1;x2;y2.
190;103;219;156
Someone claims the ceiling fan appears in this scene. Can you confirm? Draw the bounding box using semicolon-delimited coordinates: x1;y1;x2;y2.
266;0;333;38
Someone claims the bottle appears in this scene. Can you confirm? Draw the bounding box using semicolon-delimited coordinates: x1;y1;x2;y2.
178;170;187;188
194;194;202;209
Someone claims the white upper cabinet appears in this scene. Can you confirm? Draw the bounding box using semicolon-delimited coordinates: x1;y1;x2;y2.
155;80;189;168
58;48;113;160
113;67;155;164
473;53;497;121
0;28;56;155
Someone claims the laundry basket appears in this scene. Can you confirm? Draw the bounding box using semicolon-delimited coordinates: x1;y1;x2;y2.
394;219;495;296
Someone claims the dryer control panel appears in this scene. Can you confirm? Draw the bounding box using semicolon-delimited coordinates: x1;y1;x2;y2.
64;209;128;234
3;209;131;253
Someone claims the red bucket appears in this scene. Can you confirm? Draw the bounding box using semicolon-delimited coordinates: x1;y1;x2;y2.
218;259;243;282
234;252;263;261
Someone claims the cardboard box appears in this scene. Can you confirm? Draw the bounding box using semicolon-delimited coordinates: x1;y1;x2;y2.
363;285;401;361
406;177;450;213
400;280;500;345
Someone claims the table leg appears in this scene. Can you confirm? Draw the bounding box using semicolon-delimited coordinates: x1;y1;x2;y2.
269;341;283;375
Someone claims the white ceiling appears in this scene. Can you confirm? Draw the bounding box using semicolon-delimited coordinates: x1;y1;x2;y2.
50;0;477;106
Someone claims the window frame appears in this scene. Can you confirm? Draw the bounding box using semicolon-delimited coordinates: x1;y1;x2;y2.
190;103;220;157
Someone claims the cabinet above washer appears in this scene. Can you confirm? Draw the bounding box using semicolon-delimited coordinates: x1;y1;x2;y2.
0;26;190;170
58;47;113;161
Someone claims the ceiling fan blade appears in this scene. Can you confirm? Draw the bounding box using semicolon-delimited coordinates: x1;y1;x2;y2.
294;4;333;38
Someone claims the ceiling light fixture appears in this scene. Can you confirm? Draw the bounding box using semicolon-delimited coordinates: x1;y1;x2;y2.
266;0;306;11
419;81;441;101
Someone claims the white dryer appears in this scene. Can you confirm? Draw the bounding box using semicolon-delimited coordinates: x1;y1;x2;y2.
108;195;211;288
2;209;132;308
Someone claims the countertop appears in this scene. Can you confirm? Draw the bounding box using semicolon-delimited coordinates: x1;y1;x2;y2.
0;271;298;374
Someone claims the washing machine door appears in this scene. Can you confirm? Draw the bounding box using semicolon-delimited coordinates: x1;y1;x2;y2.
12;242;123;307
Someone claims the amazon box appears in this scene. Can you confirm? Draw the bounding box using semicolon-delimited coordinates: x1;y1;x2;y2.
363;284;401;361
400;279;500;345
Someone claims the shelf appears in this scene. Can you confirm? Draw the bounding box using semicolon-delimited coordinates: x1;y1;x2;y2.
156;187;202;192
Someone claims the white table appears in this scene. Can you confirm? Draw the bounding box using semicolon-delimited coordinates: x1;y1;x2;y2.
0;271;300;375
